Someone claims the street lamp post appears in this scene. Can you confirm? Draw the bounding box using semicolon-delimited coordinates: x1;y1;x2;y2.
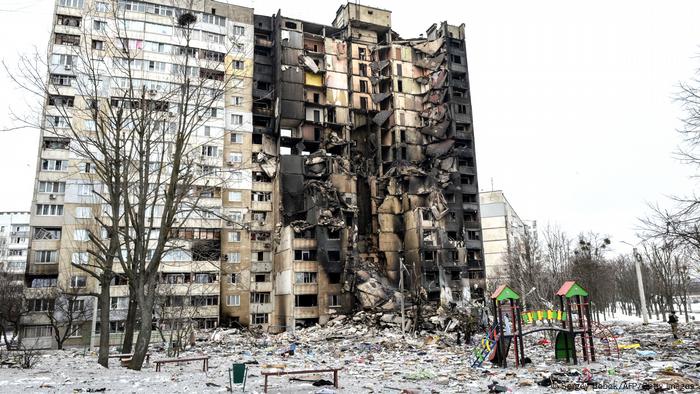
621;240;650;325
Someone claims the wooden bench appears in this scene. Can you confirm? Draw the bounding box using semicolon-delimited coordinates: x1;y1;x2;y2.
261;368;341;393
108;353;150;364
154;355;209;372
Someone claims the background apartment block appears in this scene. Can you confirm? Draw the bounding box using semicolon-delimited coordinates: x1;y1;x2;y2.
479;190;532;287
0;211;31;279
23;0;483;347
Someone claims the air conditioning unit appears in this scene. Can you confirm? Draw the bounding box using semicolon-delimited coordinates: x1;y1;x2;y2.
64;64;72;70
49;194;56;200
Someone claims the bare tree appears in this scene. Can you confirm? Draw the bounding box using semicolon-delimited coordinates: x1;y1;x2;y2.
504;225;546;309
640;238;681;321
5;2;251;370
40;286;94;350
0;272;27;350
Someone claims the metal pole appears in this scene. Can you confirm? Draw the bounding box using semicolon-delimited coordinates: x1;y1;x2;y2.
633;248;649;325
399;259;405;336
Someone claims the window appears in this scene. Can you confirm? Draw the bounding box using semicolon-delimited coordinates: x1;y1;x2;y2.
233;60;244;70
232;96;244;106
231;114;243;125
75;207;92;218
396;64;402;76
34;228;61;240
23;325;53;338
358;47;366;60
229;273;238;284
72;252;88;265
35;250;58;263
451;54;462;64
295;272;317;284
93;20;107;31
77;183;93;196
96;2;109;12
201;13;226;26
230;133;243;143
110;297;128;310
226;295;241;306
254;274;270;283
329;294;341;307
55;33;80;46
148;60;167;72
360;80;368;93
81;162;95;173
467;230;480;240
359;63;367;76
58;0;84;8
57;14;81;27
226;252;240;263
50;74;75;87
228;152;243;163
228;191;242;202
28;299;55;312
234;25;245;35
145;23;172;35
294;250;317;261
250;292;270;304
71;299;85;313
38;181;65;194
252;192;271;202
397;80;403;92
70;276;87;288
457;104;468;114
252;313;268;324
31;277;58;288
325;273;340;284
74;229;89;241
41;159;68;171
36;204;64;216
50;54;75;67
228;231;241;242
201;145;219;157
295;294;318;307
360;97;368;110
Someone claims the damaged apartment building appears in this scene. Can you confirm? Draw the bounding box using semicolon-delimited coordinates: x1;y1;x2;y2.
264;3;485;329
25;0;483;348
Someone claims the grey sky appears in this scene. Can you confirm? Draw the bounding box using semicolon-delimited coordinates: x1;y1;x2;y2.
1;0;697;253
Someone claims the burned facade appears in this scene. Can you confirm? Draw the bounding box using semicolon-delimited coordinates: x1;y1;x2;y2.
262;3;485;329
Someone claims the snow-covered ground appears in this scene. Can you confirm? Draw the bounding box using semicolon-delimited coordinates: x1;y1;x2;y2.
0;316;698;393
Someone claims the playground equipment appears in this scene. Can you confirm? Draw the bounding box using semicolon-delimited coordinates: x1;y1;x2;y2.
475;281;607;368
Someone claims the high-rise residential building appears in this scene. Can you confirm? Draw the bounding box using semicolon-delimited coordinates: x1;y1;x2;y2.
479;190;533;286
0;211;31;278
25;0;483;348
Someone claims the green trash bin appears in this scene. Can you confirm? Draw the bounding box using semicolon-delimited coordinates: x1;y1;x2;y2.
229;363;247;391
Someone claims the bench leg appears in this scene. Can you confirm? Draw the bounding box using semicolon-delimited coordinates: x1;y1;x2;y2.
264;375;268;393
334;370;338;388
155;364;160;372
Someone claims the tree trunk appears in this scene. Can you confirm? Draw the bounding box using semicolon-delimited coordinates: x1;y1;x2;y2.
97;280;111;368
129;282;155;371
121;292;137;353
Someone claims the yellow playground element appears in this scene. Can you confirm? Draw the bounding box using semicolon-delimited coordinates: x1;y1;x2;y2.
520;309;568;324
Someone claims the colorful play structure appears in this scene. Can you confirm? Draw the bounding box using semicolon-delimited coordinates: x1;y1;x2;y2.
471;281;619;368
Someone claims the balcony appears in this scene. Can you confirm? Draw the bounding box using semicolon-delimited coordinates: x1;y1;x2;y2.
255;37;273;47
251;201;272;211
294;283;318;294
465;239;482;250
253;88;273;99
250;303;273;314
26;263;59;276
294;306;319;318
251;261;273;272
253;106;274;117
462;202;479;212
250;282;273;292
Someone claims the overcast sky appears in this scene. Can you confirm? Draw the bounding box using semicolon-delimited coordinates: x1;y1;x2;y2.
1;0;698;253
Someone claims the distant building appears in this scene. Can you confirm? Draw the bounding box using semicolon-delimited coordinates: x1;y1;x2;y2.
479;191;532;286
0;211;31;279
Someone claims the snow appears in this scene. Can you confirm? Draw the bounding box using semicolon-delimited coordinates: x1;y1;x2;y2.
0;315;698;393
